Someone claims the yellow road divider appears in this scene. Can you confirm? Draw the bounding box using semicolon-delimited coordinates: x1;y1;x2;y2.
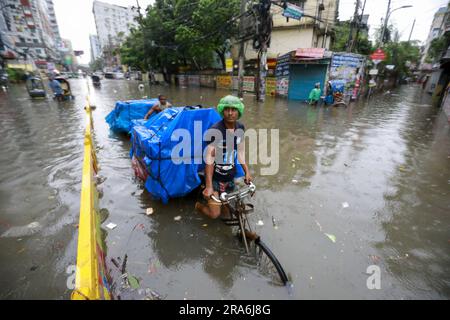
71;97;111;300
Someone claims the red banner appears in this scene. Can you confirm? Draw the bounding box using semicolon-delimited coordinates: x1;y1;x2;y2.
295;48;325;59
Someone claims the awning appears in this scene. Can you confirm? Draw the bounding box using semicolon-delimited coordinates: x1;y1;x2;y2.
295;48;326;60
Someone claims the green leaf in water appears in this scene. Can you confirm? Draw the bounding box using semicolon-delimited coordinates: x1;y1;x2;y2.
325;233;336;243
128;275;140;289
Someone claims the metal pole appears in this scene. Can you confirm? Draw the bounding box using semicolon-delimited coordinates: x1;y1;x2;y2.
237;0;246;98
348;0;360;52
380;0;391;46
258;43;267;102
408;18;416;42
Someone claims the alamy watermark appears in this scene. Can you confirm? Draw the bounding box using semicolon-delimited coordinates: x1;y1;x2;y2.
366;265;381;290
170;121;280;176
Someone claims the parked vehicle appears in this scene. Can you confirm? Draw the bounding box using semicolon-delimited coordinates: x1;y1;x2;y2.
104;72;114;79
91;74;101;88
26;76;46;99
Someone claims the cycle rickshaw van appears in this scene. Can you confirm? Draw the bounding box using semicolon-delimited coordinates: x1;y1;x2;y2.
129;106;244;204
26;76;46;99
91;74;101;88
55;76;74;101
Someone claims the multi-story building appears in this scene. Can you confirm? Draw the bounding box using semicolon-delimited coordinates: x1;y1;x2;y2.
0;0;62;63
89;34;101;63
233;0;339;62
421;6;449;67
92;0;138;51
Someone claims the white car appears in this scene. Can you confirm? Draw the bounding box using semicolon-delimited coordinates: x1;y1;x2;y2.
114;72;124;79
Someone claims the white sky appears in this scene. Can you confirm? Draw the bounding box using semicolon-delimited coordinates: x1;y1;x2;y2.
53;0;449;65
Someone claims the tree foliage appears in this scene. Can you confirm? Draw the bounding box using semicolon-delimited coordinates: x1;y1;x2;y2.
331;21;373;55
381;40;421;79
89;57;105;72
427;32;450;62
120;0;240;74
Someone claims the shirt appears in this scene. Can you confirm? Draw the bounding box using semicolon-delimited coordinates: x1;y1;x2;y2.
207;120;245;182
50;80;63;95
309;88;321;101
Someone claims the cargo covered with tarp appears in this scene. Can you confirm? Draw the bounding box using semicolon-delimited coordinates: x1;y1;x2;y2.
130;106;244;203
105;99;158;133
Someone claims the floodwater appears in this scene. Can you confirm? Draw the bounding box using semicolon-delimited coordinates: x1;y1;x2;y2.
0;80;449;299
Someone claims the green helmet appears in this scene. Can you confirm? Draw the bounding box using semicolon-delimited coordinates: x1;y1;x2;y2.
217;95;245;119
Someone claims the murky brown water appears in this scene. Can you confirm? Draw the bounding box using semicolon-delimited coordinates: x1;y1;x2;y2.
0;80;449;299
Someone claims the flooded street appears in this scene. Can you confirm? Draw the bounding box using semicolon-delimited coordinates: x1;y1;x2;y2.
0;80;449;299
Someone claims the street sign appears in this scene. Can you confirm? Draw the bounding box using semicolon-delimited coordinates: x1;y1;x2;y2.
369;69;379;75
282;3;303;20
226;58;233;73
386;65;395;70
370;48;386;61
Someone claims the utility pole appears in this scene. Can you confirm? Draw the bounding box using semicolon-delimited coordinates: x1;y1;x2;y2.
255;0;271;102
408;18;416;42
353;0;366;52
380;0;391;45
237;0;246;98
347;0;360;52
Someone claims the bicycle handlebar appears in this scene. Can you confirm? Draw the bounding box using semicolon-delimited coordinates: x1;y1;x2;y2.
210;182;256;203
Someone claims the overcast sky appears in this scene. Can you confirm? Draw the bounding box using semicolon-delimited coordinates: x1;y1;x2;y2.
53;0;449;65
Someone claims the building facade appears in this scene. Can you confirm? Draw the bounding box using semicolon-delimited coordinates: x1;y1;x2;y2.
89;34;101;63
420;6;449;67
0;0;62;62
92;0;138;50
232;0;339;62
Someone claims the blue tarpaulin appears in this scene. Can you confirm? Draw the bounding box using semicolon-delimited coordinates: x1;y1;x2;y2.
330;80;346;93
105;99;158;133
130;106;244;203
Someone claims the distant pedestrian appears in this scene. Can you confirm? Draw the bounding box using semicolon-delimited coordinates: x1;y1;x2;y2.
308;82;321;105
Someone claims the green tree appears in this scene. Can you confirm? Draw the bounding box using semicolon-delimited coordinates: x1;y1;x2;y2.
427;32;450;62
119;0;240;75
381;40;421;81
331;21;373;55
89;57;104;72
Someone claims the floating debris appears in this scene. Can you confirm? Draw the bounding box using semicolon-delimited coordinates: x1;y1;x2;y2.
257;220;264;226
292;179;299;184
342;202;349;209
202;224;208;228
315;220;323;232
272;217;278;230
106;223;117;230
174;216;182;222
146;208;154;216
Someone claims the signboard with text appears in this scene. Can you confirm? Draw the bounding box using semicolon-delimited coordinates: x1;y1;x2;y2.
295;48;325;59
226;58;233;73
283;3;303;20
370;48;386;61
